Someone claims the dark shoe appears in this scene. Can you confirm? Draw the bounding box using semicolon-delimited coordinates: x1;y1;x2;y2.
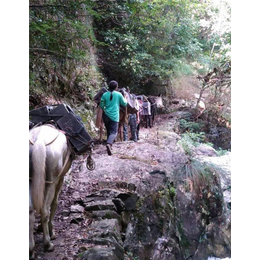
106;144;112;156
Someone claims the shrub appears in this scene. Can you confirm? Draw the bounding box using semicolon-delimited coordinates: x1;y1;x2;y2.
178;132;212;155
179;119;204;133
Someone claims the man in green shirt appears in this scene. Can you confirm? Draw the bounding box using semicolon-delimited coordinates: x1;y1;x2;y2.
100;80;127;155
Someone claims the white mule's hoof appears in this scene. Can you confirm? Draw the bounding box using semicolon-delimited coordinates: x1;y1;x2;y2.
29;251;35;259
50;233;56;240
44;242;55;252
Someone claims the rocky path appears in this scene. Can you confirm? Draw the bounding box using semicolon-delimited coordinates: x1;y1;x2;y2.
33;114;231;260
33;125;165;260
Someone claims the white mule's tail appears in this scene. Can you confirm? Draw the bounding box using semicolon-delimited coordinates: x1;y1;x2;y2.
31;139;46;214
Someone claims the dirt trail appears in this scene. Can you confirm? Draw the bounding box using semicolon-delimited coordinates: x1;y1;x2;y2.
33;119;164;260
32;112;231;260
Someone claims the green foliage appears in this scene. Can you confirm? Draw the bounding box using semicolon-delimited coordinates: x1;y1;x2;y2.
168;186;176;198
178;115;210;155
92;0;220;89
29;0;231;101
215;147;229;156
178;128;229;156
179;119;204;133
29;0;100;98
178;132;211;155
125;252;140;260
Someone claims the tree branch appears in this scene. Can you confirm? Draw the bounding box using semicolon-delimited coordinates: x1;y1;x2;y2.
29;5;68;9
30;47;62;56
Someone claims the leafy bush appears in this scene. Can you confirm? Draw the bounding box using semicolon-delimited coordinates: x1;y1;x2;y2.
179;119;204;133
92;0;214;90
178;132;213;156
29;0;231;105
29;0;100;98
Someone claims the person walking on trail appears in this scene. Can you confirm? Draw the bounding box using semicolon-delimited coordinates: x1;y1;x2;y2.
123;97;140;142
100;80;127;155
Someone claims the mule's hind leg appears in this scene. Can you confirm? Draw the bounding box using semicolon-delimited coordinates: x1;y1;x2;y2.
29;185;35;259
145;115;148;128
99;122;104;142
48;177;64;240
41;184;56;252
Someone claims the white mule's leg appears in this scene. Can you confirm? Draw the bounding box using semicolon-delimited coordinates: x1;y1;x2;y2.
49;177;64;240
29;186;35;259
41;185;55;252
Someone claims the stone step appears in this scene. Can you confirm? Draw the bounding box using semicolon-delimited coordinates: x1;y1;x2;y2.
81;247;120;260
78;189;139;260
80;237;124;260
84;198;116;211
91;209;121;220
88;219;123;245
84;189;139;212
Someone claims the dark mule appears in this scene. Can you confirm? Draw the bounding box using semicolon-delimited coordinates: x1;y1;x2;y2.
117;106;128;141
136;95;150;128
29;125;73;259
147;94;164;127
137;94;164;128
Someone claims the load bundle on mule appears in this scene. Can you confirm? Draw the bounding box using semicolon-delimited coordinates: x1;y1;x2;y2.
136;94;164;128
136;95;151;115
30;103;93;154
94;86;139;114
93;87;107;105
29;104;95;259
93;86;164;141
118;88;139;114
136;95;152;128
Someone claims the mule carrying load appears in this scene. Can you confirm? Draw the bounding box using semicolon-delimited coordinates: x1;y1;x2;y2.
94;87;139;114
119;88;139;114
29;104;95;169
136;95;151;116
29;104;95;259
93;87;140;141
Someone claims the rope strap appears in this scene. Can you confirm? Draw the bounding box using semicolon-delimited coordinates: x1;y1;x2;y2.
29;131;60;146
44;151;71;184
29;151;71;185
